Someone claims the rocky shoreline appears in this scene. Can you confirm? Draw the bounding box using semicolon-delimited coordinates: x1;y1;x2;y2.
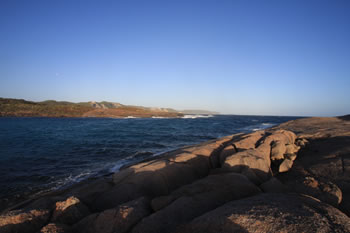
1;116;350;233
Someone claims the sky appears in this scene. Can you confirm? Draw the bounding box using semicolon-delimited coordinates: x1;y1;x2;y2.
1;0;349;116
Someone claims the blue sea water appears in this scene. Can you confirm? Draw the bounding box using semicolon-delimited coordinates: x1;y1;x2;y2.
0;115;299;202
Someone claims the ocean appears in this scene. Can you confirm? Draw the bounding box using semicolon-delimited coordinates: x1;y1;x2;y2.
0;115;300;205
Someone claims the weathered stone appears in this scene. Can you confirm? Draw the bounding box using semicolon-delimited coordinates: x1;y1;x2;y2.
233;131;264;151
263;130;297;146
285;153;297;161
68;178;114;209
223;149;270;182
51;196;90;225
0;209;51;233
260;177;287;193
284;176;343;207
176;193;350;233
270;140;286;161
296;138;308;147
40;223;71;233
241;167;263;185
0;197;60;233
219;144;236;164
285;143;300;154
151;196;175;212
95;137;234;211
279;158;294;172
74;197;151;233
130;173;260;233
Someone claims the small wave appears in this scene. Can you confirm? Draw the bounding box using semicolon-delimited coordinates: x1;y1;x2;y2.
109;159;132;173
124;116;137;119
151;116;169;119
241;122;276;132
182;114;214;119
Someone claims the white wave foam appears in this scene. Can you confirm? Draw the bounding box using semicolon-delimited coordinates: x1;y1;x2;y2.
152;116;169;119
182;114;214;119
242;122;276;132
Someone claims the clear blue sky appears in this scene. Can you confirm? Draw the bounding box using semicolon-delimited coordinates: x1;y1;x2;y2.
1;0;349;116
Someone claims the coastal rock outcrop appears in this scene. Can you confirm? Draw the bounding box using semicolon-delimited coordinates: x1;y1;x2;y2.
131;173;260;233
175;193;350;233
39;223;71;233
73;197;151;233
51;196;90;225
93;135;237;211
1;116;350;233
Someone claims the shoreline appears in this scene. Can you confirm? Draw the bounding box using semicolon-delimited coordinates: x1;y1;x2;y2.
0;116;279;213
1;116;350;232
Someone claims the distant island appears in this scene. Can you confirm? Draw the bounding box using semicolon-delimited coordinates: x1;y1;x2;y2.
0;98;218;118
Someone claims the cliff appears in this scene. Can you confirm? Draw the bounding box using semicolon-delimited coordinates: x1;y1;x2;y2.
0;98;183;118
1;116;350;233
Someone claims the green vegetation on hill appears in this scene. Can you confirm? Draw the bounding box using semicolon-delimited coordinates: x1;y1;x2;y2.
0;98;92;117
0;98;183;118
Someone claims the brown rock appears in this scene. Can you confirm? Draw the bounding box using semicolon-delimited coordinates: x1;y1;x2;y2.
223;149;270;182
0;209;51;233
0;197;60;233
219;144;236;164
67;177;114;210
74;197;151;233
270;140;286;161
260;177;287;193
285;153;297;161
279;158;294;172
40;223;71;233
95;137;234;211
263;130;297;145
51;196;90;225
151;196;175;212
241;167;263;185
233;131;264;151
176;193;350;233
284;176;343;207
285;143;300;154
275;116;350;215
130;173;260;233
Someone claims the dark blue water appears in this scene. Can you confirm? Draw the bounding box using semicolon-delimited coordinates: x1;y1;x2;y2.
0;115;299;202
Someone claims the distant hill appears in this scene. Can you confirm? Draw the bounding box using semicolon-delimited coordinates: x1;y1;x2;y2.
0;98;183;118
180;109;220;115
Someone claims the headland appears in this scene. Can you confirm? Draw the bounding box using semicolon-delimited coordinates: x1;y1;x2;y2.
0;98;183;118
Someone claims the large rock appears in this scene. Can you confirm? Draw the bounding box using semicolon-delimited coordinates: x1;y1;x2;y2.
232;131;264;151
130;173;260;233
279;158;294;172
283;176;342;207
222;149;271;182
270;140;286;161
39;223;71;233
67;177;114;210
51;196;90;225
0;197;60;233
263;129;297;145
219;144;236;164
176;193;350;233
260;177;287;193
275;119;350;215
94;136;235;210
73;197;151;233
0;209;51;233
